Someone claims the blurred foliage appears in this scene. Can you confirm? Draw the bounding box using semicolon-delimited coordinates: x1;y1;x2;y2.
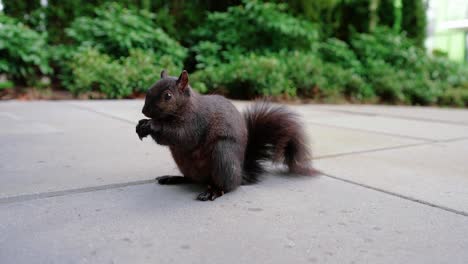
192;51;373;101
438;88;468;107
318;38;363;74
65;3;186;61
54;2;185;97
0;15;51;85
0;80;14;90
45;0;107;43
350;27;446;105
192;53;295;97
65;48;179;98
401;0;426;48
333;0;372;41
2;0;41;25
377;0;396;29
192;0;318;68
351;27;426;72
1;0;467;107
65;47;129;97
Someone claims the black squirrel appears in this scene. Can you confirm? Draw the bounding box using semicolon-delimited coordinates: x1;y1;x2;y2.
136;70;316;201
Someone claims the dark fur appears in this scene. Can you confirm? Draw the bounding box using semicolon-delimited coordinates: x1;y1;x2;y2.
136;70;316;201
243;102;316;183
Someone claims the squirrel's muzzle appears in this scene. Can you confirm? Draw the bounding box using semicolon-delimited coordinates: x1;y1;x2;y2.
142;104;151;118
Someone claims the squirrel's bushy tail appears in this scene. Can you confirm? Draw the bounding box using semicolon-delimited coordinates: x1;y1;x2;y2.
242;102;317;183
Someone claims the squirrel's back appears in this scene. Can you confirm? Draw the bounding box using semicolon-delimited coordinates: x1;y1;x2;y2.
198;94;247;143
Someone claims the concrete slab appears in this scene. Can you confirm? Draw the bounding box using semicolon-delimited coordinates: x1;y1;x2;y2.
316;139;468;214
2;100;468;264
0;101;178;199
302;113;468;141
1;176;467;264
310;104;468;124
306;124;422;158
67;100;145;123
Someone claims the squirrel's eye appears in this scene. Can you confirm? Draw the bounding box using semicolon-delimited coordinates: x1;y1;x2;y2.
164;92;172;101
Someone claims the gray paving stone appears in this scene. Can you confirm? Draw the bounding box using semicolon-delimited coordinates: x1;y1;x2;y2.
305;124;422;158
68;100;145;123
316;139;468;214
0;101;178;198
311;104;468;124
2;100;468;264
1;176;467;264
301;113;468;141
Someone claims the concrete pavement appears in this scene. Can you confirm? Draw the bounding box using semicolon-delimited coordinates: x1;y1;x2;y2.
1;100;468;263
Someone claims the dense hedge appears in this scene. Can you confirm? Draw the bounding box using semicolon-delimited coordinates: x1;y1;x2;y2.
0;15;51;85
1;1;468;106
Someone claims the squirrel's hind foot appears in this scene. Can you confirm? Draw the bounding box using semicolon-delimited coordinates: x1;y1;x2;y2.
156;175;191;185
197;187;224;201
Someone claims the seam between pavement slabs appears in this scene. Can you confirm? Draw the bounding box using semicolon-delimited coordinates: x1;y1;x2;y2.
2;171;467;218
64;102;136;125
306;121;442;141
0;179;155;205
321;172;468;217
315;136;468;160
317;108;468;126
315;142;434;160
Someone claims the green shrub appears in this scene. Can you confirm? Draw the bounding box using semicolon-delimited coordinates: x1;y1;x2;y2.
281;51;325;97
402;75;443;106
318;38;363;74
322;64;375;101
0;80;14;90
348;27;467;105
192;53;294;97
351;27;425;72
192;41;223;69
122;49;179;93
47;44;77;89
192;50;374;101
364;60;443;105
427;55;468;89
365;60;406;103
65;48;129;98
190;20;468;106
283;51;374;101
66;3;187;62
0;15;51;85
192;1;318;68
438;88;468;107
65;48;179;98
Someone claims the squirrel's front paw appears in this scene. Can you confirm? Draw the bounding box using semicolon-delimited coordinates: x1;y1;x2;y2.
136;119;152;140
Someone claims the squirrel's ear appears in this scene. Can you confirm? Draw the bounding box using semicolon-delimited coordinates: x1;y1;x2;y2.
160;70;168;79
176;70;189;92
